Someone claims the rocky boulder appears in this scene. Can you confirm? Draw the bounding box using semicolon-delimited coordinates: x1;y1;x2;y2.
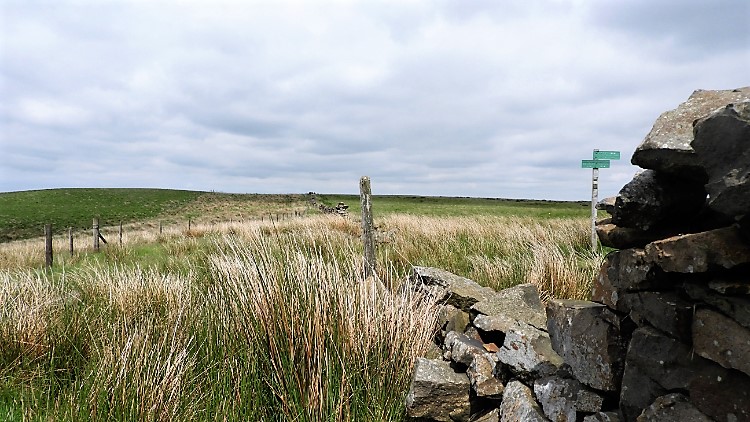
692;100;750;218
611;169;706;232
631;87;750;179
405;357;471;421
498;381;549;422
546;300;626;391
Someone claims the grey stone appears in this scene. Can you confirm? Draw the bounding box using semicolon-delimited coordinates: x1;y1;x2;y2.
596;223;666;250
583;412;621;422
690;369;750;422
620;291;693;342
474;408;500;422
533;377;577;422
692;100;750;218
471;283;547;331
468;353;504;399
644;226;750;273
411;266;496;311
619;327;726;421
437;304;470;343
496;320;564;379
405;357;471;421
546;300;626;391
576;388;606;414
692;307;750;376
611;169;706;231
708;279;750;295
597;196;616;215
498;381;549;422
533;376;604;422
632;87;750;178
444;330;492;367
684;281;750;329
635;393;712;422
592;249;659;312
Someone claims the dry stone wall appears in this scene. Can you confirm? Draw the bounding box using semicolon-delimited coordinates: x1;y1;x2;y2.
404;87;750;421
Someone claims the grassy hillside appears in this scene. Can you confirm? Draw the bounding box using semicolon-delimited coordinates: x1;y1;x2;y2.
0;189;309;242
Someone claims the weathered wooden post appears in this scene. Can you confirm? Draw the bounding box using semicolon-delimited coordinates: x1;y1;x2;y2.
159;221;163;234
119;221;123;246
188;218;192;231
45;224;53;268
360;176;376;279
93;218;100;252
68;227;74;256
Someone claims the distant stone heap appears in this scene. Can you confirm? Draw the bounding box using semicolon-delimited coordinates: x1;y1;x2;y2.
404;87;750;422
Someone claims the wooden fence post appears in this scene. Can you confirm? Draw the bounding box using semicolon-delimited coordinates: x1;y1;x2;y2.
360;176;376;279
69;227;74;256
119;221;123;246
93;218;100;252
45;224;53;268
188;218;191;231
159;221;163;234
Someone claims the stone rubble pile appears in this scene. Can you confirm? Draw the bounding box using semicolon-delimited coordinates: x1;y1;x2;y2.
404;87;750;422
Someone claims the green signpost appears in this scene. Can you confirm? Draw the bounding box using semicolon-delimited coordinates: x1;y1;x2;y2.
593;150;621;160
581;159;611;169
582;149;620;252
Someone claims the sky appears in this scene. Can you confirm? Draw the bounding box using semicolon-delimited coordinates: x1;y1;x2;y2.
1;0;748;200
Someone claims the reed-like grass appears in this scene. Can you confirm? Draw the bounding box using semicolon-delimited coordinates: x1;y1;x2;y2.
0;213;602;420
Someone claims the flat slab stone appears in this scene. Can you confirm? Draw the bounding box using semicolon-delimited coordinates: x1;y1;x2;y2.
644;226;750;273
405;357;471;421
632;87;750;178
692;308;750;376
411;266;496;311
471;283;547;331
498;381;549;422
596;223;667;250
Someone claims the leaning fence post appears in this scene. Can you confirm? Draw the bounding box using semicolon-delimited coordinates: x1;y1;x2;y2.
93;218;100;252
45;224;53;268
360;176;376;279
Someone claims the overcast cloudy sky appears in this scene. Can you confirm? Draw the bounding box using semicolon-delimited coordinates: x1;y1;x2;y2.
1;0;748;200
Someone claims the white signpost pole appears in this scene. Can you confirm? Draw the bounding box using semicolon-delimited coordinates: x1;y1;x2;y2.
581;150;620;253
591;149;599;253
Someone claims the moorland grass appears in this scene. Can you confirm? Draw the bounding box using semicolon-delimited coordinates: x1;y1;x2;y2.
0;197;603;421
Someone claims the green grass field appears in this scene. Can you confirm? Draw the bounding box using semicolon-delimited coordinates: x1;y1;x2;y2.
1;189;588;243
0;189;309;242
317;194;589;219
